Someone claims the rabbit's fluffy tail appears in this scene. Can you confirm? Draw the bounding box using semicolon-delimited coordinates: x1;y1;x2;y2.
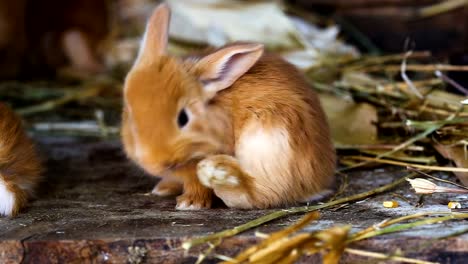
0;178;15;216
0;103;42;216
0;176;23;216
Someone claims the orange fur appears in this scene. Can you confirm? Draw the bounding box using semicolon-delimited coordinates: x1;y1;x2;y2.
122;4;336;209
0;103;42;216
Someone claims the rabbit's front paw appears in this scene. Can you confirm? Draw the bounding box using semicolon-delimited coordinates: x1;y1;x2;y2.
197;155;255;208
197;156;241;188
152;178;183;197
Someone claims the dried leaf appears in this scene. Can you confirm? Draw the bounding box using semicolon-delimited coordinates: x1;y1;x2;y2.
290;17;358;56
283;18;358;69
224;212;319;264
249;233;311;263
320;94;378;145
425;90;468;113
167;0;300;49
407;178;468;194
276;249;301;264
434;143;468;186
317;226;350;264
407;178;438;194
166;0;358;71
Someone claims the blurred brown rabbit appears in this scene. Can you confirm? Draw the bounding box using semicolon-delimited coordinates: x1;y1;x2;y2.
0;103;42;216
0;0;109;79
121;4;336;210
0;1;27;78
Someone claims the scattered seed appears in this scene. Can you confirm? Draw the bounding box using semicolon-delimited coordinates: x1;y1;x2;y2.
383;201;399;208
448;201;461;209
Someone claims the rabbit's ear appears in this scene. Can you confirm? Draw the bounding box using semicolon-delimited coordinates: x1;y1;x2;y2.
134;3;170;66
197;43;264;97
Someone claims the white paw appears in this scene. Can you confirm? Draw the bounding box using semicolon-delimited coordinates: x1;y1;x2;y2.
175;201;204;210
175;194;211;210
197;159;239;188
0;179;16;216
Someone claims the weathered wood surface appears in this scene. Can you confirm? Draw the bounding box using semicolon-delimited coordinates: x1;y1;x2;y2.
0;136;467;263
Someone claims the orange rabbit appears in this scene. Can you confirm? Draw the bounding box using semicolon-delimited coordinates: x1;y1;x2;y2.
0;103;42;216
121;3;336;210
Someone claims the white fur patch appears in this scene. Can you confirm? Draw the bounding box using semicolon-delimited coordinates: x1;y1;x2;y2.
197;159;239;188
0;177;16;216
235;123;292;195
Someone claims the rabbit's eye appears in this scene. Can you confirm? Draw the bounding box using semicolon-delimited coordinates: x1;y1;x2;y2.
177;109;189;128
